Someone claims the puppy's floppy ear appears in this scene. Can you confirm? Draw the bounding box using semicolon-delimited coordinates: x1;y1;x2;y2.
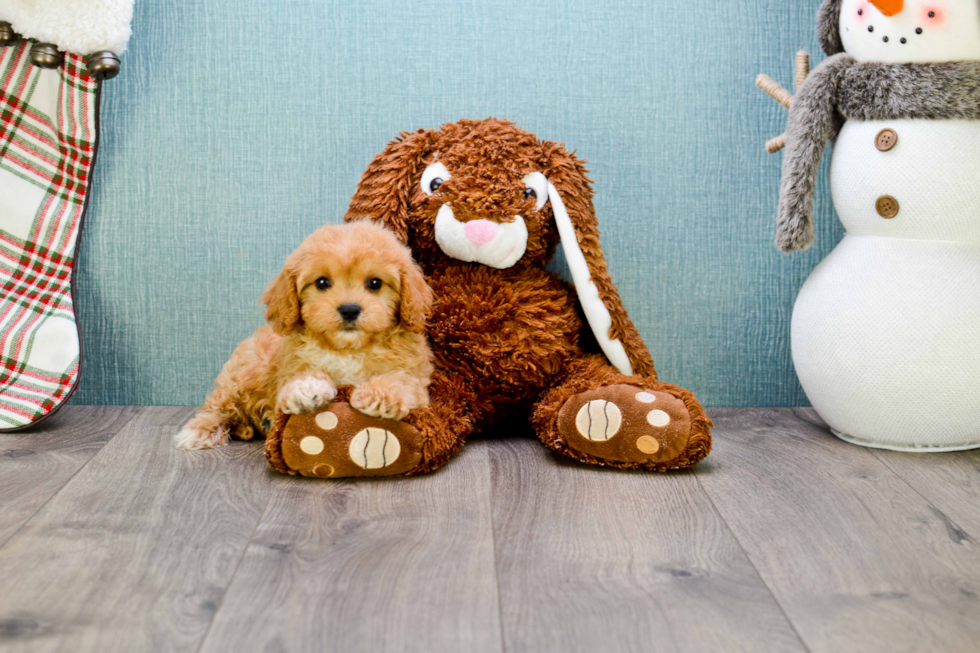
544;148;656;378
344;129;437;243
262;267;302;336
397;255;433;333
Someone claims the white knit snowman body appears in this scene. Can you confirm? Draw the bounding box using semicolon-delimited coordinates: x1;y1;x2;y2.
792;0;980;450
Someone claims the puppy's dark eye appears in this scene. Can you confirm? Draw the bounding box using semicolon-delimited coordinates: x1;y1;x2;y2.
366;278;383;291
523;188;537;200
428;178;444;193
314;277;331;290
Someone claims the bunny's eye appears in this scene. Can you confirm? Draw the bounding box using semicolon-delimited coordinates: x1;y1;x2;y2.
421;162;451;196
521;172;549;211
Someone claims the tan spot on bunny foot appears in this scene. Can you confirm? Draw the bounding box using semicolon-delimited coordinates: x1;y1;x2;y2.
278;403;423;478
557;384;692;464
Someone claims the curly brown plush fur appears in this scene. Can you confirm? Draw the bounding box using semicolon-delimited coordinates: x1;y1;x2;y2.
288;118;711;475
347;120;656;373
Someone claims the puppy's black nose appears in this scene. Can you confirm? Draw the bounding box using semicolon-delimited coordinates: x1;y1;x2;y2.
338;303;362;322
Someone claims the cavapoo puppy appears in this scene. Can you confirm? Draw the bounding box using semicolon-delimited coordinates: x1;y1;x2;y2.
175;221;434;450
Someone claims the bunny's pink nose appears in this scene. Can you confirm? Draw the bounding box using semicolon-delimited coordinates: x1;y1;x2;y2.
464;219;499;247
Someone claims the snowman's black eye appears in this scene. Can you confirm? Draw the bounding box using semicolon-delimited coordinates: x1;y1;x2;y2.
314;277;331;291
366;278;383;291
523;188;537;200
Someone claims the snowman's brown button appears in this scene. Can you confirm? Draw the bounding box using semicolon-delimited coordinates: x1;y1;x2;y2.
876;195;900;219
875;128;898;152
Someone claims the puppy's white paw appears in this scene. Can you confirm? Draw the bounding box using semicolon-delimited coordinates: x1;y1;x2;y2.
277;375;337;415
174;424;231;450
351;380;426;421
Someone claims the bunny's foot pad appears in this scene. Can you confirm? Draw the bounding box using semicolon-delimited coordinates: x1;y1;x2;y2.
266;402;423;478
557;384;692;465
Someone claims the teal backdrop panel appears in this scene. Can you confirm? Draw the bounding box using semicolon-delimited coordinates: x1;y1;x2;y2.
73;0;843;407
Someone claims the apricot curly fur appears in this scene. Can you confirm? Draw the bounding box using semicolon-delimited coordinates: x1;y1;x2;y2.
180;222;433;452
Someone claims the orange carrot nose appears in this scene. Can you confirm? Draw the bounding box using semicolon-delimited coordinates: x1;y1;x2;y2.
870;0;904;16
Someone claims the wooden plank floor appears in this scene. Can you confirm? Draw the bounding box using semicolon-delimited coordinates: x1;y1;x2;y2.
1;407;979;652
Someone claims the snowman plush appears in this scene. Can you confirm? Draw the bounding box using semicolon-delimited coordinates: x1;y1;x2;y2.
772;0;980;450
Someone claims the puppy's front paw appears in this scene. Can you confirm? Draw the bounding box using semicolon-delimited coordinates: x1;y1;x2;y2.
277;375;337;415
174;424;231;450
351;379;426;421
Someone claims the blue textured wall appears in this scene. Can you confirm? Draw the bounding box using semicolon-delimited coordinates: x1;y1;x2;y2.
74;0;843;407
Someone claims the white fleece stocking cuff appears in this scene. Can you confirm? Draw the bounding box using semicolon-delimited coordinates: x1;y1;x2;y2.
0;0;134;55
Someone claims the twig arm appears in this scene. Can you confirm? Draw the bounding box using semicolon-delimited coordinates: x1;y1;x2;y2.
795;51;810;90
756;74;793;109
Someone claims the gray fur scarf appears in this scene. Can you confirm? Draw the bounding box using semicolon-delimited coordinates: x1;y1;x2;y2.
777;56;980;252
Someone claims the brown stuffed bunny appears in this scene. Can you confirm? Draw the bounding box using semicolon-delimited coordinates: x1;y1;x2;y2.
266;119;712;477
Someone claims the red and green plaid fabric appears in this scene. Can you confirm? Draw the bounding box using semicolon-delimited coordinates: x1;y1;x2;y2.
0;41;99;430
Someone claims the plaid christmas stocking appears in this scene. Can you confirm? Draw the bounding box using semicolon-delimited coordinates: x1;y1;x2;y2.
0;41;100;430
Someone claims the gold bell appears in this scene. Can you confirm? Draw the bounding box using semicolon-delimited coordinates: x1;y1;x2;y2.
86;51;121;81
30;42;64;68
0;21;19;47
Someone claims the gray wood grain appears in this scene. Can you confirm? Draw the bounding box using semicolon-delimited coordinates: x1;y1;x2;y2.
700;408;980;653
0;406;141;549
0;407;274;653
872;453;980;545
5;407;980;653
488;437;805;653
199;440;503;653
796;407;980;544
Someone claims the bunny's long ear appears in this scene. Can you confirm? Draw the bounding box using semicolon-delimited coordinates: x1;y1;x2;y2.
543;154;656;378
344;129;437;242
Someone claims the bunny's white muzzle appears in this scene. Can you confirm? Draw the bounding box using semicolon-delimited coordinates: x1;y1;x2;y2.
434;204;528;269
